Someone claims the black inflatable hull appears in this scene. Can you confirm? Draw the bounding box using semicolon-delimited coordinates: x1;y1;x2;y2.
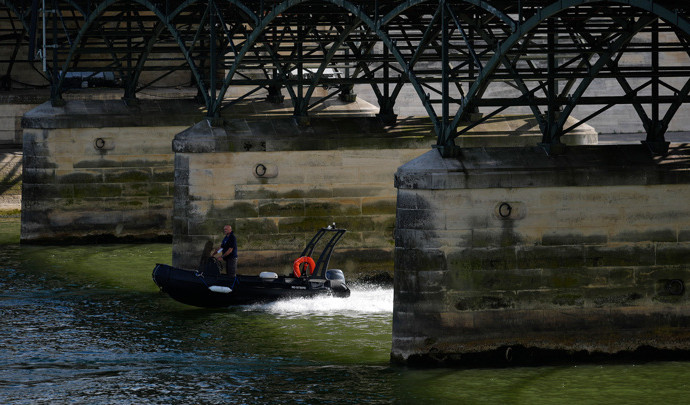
152;264;351;308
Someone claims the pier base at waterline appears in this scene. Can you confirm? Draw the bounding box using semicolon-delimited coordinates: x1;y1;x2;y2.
392;144;690;366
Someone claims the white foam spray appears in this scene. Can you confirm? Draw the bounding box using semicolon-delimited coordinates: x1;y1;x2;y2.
245;285;393;317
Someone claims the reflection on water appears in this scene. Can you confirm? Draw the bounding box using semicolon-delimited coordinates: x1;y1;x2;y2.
1;234;690;403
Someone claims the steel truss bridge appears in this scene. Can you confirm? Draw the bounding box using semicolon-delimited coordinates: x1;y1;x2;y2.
2;0;690;154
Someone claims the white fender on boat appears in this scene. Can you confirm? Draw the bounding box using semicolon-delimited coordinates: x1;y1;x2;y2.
208;285;232;294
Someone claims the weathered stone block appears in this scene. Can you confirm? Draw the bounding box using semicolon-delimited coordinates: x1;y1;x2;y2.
23;155;57;169
396;207;438;231
73;183;122;199
448;267;545;293
148;196;173;209
656;243;690;265
236;217;280;235
584;244;656;267
57;171;103;184
470;227;525;248
332;184;391;198
152;168;175;182
73;158;122;169
276;216;339;234
258;200;305;217
114;199;146;209
121;182;169;197
103;169;151;183
22;168;56;184
187;216;222;236
541;229;608;246
395;248;447;273
362;197;396;215
21;183;60;200
454;294;517;311
337;214;395;233
610;227;678;243
305;198;361;217
446;247;518;271
516;245;585;269
213;201;260;219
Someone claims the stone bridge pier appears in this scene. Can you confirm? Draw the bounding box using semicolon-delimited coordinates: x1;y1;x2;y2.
393;145;690;366
20;98;204;243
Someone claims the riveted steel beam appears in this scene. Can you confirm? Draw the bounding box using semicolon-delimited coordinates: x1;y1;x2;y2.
447;0;690;153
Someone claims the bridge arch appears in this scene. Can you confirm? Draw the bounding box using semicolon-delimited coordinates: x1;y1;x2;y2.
215;0;518;131
214;0;434;120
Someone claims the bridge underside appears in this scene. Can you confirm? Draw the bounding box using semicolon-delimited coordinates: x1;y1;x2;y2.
2;0;690;154
9;1;690;367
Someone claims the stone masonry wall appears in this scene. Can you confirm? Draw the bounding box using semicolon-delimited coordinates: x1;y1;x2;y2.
393;145;690;365
20;100;204;243
172;117;436;275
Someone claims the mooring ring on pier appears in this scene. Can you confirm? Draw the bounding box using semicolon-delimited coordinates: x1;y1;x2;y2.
666;279;685;296
94;137;106;149
498;202;513;218
505;346;513;362
255;163;267;177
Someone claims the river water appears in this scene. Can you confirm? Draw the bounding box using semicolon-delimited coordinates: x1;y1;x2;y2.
1;219;689;404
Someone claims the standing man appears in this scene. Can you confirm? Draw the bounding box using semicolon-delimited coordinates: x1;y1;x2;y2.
212;224;238;278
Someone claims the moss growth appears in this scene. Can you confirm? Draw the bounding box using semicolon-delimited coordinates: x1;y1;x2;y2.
455;295;515;311
104;169;152;183
361;198;396;216
446;247;517;272
117;200;145;208
58;172;101;184
0;208;20;217
152;169;174;182
215;201;260;218
236;218;279;235
259;201;304;217
278;216;331;233
73;183;122;198
122;183;170;197
593;293;644;307
305;200;361;217
74;159;121;168
552;294;585;307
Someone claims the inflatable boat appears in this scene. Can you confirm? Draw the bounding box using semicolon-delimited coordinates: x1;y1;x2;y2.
152;226;350;307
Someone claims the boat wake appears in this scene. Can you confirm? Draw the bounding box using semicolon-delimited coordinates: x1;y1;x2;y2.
245;284;393;316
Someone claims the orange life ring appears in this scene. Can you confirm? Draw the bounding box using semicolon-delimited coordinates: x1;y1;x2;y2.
292;256;316;278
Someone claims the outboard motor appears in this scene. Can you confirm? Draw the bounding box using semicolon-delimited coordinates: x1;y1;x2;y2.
325;269;348;293
325;269;345;281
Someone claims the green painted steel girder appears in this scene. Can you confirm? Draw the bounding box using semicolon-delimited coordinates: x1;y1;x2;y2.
13;0;690;154
446;0;690;153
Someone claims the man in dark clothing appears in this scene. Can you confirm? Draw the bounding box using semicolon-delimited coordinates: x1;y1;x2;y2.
212;224;238;277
